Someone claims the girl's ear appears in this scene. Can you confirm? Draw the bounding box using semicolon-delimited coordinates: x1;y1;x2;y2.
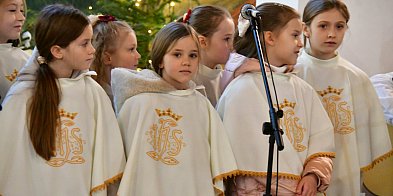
264;31;275;46
303;24;310;38
103;51;112;65
198;35;208;49
50;45;63;59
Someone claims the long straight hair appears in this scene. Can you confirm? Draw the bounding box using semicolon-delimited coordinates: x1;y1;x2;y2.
28;4;89;160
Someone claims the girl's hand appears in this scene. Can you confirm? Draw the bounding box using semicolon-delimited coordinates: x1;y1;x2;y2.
234;58;270;77
296;173;318;196
284;64;295;73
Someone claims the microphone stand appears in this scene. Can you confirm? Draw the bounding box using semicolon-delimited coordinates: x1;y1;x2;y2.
248;15;284;196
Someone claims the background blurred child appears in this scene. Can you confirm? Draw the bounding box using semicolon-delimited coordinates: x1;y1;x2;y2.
0;0;29;104
112;22;237;196
186;5;260;106
217;3;335;195
89;14;140;101
295;0;393;195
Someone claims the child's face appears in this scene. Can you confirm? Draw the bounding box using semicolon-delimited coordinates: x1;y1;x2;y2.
160;36;199;90
108;31;140;70
268;18;303;66
56;25;96;77
0;0;25;43
304;8;347;60
201;17;234;67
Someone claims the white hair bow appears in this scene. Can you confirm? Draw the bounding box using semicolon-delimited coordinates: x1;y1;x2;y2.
238;15;250;37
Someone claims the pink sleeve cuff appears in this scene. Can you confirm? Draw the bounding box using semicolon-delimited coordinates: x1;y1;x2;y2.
302;157;333;192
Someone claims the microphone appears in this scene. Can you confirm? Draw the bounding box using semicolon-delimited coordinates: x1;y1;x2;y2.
241;4;260;20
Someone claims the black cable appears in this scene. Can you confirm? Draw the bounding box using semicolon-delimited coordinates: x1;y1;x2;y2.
276;145;279;195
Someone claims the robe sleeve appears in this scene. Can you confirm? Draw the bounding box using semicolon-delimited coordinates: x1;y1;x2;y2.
207;100;238;195
89;79;126;195
302;157;333;192
220;53;247;94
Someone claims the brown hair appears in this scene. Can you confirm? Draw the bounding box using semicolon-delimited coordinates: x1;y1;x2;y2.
150;22;200;76
234;3;300;59
303;0;350;46
186;5;232;38
90;16;134;86
29;4;89;160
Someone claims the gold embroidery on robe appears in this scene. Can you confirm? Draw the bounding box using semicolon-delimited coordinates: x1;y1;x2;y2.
317;86;354;135
277;99;306;152
47;109;85;167
146;108;185;165
5;69;18;82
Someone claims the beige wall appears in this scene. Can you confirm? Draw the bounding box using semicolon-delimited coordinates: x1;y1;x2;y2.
257;0;393;76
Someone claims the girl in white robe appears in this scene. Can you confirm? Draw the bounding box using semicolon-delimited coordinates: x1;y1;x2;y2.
113;22;238;196
295;0;393;195
184;5;261;106
0;4;125;195
0;0;30;105
89;15;141;103
217;3;335;195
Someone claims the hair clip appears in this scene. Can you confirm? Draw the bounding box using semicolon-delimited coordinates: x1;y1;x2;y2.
182;9;192;23
238;14;250;37
274;3;284;7
37;56;47;65
98;15;117;22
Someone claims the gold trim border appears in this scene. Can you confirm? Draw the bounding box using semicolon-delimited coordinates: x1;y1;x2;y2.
361;149;393;172
90;172;123;195
212;169;304;195
304;152;336;166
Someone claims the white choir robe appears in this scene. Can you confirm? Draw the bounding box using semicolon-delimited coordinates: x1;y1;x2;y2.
112;68;238;196
296;50;393;196
0;43;29;104
193;63;223;106
216;72;335;194
0;50;125;195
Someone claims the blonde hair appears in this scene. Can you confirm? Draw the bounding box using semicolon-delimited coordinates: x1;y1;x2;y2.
89;15;134;86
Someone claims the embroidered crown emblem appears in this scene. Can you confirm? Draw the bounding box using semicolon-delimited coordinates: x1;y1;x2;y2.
317;86;343;97
5;69;18;82
279;99;296;109
59;108;78;120
155;108;182;121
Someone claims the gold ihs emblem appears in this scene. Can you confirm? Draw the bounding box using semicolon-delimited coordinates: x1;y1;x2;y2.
317;86;354;135
5;69;18;82
277;99;306;152
46;109;85;167
146;108;185;165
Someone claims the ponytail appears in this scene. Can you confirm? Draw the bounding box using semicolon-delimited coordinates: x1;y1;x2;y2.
28;60;61;160
28;4;89;160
